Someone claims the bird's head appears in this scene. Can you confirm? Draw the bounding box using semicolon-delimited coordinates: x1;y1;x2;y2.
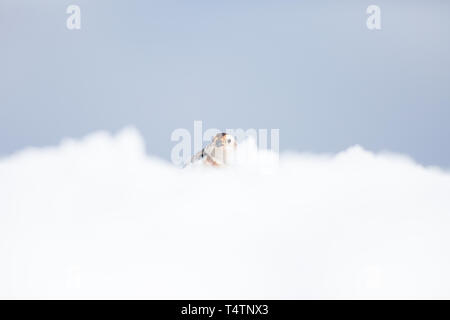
208;133;237;166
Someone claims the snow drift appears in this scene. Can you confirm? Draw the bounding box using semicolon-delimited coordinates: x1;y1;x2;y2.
1;127;450;299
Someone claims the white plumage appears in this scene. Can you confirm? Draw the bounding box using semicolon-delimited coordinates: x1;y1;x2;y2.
187;133;237;167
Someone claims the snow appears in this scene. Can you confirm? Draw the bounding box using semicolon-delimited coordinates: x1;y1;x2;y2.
1;127;450;299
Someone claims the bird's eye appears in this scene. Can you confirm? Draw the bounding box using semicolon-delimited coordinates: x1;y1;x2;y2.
227;139;231;143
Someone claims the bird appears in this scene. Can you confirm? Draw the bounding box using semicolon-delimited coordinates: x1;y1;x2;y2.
187;133;237;167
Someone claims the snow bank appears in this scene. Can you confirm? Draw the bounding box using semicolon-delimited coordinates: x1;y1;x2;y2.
1;127;450;299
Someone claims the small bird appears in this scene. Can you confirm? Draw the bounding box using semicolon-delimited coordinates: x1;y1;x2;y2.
188;133;237;167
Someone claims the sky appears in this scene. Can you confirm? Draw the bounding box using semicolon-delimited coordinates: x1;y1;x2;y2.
1;0;449;167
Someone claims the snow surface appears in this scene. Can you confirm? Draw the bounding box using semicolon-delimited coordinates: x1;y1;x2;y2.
1;127;450;299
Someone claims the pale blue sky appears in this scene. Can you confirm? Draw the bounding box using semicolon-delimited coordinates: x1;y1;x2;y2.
1;0;449;166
